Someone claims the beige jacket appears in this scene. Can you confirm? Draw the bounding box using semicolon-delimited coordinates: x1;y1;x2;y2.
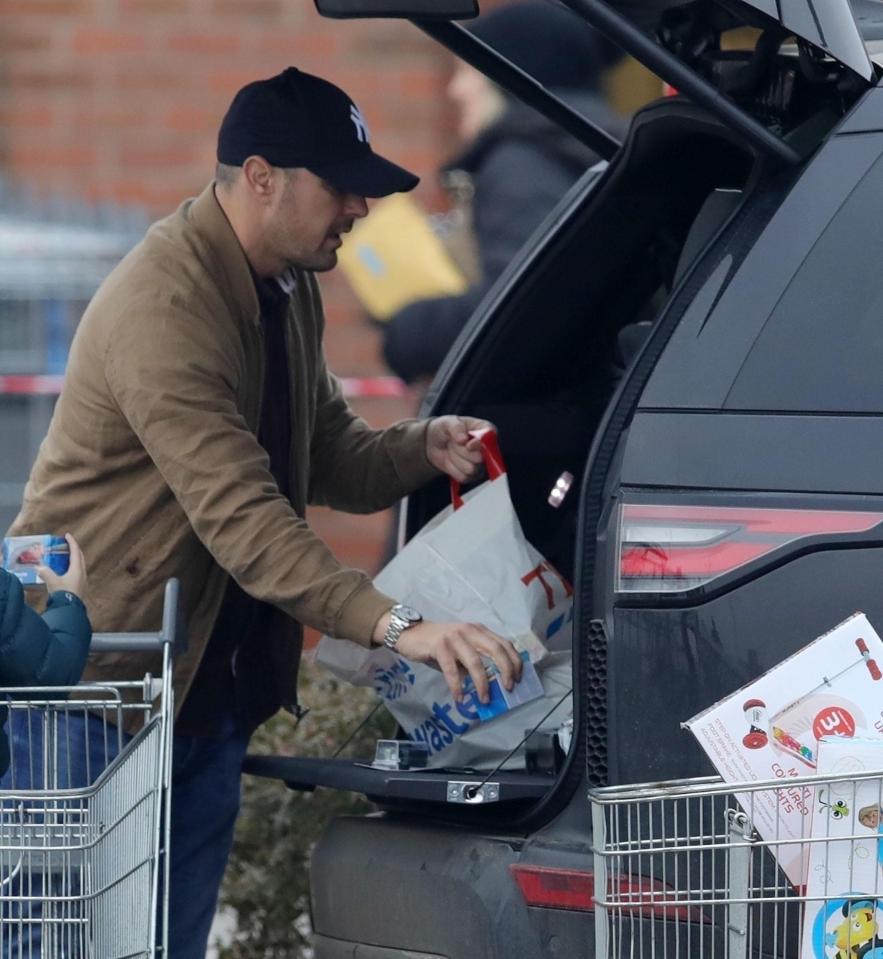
9;184;439;719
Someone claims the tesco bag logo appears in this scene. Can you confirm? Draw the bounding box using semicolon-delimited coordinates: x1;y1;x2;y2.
522;561;573;642
373;658;416;701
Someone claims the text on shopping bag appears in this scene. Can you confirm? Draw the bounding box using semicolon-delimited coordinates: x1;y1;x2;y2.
372;652;544;757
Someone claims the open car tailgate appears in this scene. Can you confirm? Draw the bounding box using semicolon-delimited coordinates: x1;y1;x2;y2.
243;754;551;806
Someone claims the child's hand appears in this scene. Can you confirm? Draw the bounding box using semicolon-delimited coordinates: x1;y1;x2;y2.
37;533;87;599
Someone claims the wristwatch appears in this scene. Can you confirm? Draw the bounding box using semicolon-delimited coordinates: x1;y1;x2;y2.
382;604;423;650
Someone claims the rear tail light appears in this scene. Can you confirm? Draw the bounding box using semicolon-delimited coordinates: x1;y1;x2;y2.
510;865;708;922
617;503;883;594
510;864;594;912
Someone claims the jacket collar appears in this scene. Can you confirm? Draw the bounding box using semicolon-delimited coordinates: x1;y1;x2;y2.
189;183;262;327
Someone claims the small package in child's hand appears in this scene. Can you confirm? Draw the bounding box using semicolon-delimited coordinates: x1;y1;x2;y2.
799;737;883;959
2;535;69;585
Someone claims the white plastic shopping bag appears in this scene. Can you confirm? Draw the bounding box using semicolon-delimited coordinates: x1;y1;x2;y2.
314;430;573;770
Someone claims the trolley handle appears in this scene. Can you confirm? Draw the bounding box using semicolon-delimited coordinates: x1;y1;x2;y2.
89;578;187;654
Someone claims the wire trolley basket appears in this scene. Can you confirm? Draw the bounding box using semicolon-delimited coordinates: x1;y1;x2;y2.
590;767;883;959
0;579;180;958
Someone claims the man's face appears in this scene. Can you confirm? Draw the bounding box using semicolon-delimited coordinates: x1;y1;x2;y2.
265;167;368;273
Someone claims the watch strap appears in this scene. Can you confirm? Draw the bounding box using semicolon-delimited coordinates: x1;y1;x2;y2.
383;605;420;650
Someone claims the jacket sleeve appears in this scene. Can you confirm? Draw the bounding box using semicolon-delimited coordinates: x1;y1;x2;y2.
103;304;396;646
0;572;91;689
308;359;440;511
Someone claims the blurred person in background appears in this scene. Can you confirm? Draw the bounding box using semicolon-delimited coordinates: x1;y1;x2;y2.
382;0;626;385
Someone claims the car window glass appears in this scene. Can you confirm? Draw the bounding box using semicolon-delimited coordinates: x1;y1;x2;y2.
726;150;883;413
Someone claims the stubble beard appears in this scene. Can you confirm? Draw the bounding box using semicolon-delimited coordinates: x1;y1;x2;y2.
287;250;338;273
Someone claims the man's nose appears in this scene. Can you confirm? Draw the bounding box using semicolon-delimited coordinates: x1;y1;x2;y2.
345;194;369;219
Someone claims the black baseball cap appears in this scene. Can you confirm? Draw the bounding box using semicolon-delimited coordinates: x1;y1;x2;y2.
217;67;419;198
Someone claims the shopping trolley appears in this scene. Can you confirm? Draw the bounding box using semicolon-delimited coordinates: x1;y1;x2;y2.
0;578;181;958
590;767;883;959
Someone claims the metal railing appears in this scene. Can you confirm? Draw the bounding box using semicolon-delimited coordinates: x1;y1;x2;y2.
0;178;148;533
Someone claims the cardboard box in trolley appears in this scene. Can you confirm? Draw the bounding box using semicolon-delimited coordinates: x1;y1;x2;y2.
799;736;883;959
683;613;883;888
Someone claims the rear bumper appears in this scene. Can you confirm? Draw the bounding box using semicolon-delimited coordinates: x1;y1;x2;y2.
310;816;549;959
313;934;445;959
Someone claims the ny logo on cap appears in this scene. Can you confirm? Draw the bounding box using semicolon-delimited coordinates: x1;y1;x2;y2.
349;104;370;144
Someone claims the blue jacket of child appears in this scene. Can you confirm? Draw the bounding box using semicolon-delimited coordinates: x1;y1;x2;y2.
0;568;92;775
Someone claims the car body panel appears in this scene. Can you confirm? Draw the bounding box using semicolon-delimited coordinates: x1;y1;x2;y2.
311;814;599;959
724;156;883;412
310;818;580;959
837;83;883;132
640;128;883;410
312;939;445;959
621;413;883;491
607;546;883;785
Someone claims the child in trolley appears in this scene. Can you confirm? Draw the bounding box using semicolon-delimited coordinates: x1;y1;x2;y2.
0;532;92;956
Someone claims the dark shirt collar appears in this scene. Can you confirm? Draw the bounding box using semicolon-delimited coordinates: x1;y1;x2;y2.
251;267;296;317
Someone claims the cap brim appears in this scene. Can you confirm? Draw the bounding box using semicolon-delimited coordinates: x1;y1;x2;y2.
307;151;419;198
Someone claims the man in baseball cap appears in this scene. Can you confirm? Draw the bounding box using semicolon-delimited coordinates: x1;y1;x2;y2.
7;64;518;956
218;66;418;198
214;66;420;275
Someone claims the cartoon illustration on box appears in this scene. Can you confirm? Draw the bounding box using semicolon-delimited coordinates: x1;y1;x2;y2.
799;739;883;958
771;694;864;770
818;789;851;821
743;698;770;749
805;898;883;959
857;804;883;869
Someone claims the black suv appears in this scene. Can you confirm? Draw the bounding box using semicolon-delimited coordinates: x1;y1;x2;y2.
247;1;883;955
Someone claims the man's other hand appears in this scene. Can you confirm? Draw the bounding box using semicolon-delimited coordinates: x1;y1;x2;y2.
373;614;523;704
425;415;495;484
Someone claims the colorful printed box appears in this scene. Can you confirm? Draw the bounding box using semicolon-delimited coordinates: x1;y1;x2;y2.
461;652;544;722
2;535;70;586
799;737;883;959
684;613;883;887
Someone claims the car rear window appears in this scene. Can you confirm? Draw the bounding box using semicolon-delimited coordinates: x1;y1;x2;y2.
726;149;883;413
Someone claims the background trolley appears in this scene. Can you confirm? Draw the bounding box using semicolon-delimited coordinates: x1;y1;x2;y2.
590;768;883;959
0;579;181;958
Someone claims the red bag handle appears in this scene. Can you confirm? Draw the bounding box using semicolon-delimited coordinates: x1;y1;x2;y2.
450;428;506;510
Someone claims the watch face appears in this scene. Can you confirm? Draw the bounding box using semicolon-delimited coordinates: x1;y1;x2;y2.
394;604;422;624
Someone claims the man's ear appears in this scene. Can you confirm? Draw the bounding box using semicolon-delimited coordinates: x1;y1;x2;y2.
241;155;276;201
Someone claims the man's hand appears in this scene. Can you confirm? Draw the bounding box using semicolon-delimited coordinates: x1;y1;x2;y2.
425;415;495;484
37;533;88;599
373;613;523;704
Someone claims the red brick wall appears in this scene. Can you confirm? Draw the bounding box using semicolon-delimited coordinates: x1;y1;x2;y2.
0;1;466;608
